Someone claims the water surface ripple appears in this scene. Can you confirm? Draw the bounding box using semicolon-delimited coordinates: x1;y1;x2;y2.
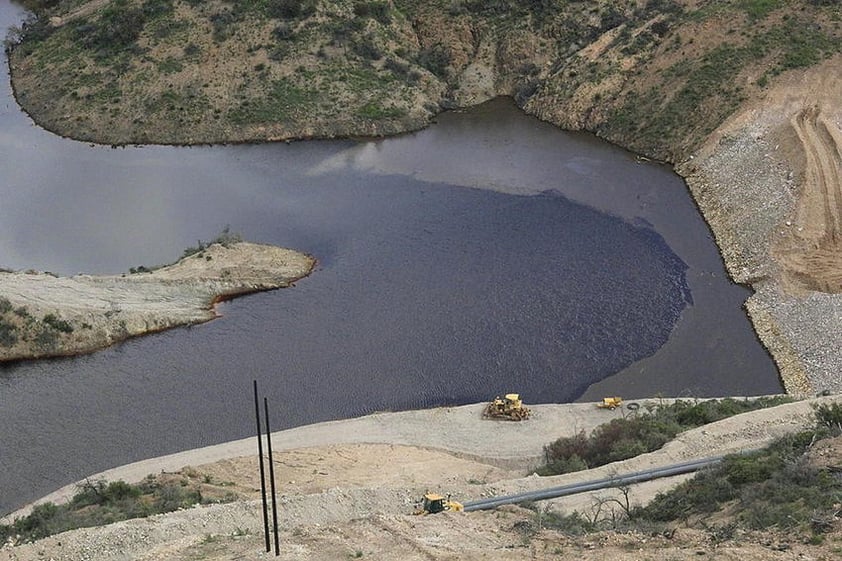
0;0;779;515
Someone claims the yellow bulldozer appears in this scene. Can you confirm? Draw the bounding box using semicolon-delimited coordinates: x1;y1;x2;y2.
595;397;639;411
483;393;530;421
596;396;624;410
414;492;464;515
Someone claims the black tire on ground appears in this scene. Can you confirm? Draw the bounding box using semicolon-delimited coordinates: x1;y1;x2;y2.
626;402;640;410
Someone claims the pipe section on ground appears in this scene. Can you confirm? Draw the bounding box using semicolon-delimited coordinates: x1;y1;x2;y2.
463;455;731;512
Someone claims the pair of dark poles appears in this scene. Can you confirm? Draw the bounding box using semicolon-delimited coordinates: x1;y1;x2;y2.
253;380;280;555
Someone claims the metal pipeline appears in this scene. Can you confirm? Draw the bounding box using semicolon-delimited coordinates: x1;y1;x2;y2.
463;455;729;512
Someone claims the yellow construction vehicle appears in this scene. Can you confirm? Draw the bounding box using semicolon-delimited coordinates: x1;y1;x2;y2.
483;393;530;421
596;396;623;410
414;492;464;515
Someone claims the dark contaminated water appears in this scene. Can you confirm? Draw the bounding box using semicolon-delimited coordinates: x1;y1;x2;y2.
0;0;780;515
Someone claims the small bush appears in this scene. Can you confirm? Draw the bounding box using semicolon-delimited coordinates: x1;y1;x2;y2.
813;402;842;433
12;502;60;541
77;0;147;58
417;43;451;78
210;10;237;42
539;397;792;476
354;1;391;24
141;0;174;19
34;328;59;350
181;226;243;259
351;35;382;60
154;483;202;512
739;0;781;21
537;510;596;536
272;22;294;41
266;0;316;20
42;313;73;333
0;318;18;347
0;476;230;545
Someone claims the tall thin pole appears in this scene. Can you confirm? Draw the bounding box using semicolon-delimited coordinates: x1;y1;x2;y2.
264;397;280;556
253;381;270;552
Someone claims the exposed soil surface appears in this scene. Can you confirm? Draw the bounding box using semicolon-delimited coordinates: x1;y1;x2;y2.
0;242;314;361
777;106;842;293
3;397;842;561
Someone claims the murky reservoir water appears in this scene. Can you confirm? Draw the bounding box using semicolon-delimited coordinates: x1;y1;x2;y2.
0;0;780;515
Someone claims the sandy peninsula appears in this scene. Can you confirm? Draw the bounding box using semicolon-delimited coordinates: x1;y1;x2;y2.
0;241;315;362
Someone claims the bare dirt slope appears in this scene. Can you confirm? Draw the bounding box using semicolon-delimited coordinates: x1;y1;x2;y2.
778;105;842;292
3;397;840;561
678;55;842;396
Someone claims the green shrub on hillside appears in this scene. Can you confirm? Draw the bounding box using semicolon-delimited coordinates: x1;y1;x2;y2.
538;397;792;476
0;318;18;347
81;0;147;57
417;43;452;77
42;313;73;333
814;402;842;432
354;1;392;24
0;476;226;545
266;0;317;20
635;427;841;535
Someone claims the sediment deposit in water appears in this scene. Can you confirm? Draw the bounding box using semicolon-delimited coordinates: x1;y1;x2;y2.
0;242;315;362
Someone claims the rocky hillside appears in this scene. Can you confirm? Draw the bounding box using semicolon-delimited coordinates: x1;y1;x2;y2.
7;1;842;398
8;1;841;157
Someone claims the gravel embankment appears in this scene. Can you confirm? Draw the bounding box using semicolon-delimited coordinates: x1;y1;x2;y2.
679;57;842;397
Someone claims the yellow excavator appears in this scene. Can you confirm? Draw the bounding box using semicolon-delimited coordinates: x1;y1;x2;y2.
483;393;530;421
414;492;464;515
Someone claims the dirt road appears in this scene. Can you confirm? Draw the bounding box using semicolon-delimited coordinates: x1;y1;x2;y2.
2;396;838;561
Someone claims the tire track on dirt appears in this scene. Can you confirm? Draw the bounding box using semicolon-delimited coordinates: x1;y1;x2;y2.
779;106;842;291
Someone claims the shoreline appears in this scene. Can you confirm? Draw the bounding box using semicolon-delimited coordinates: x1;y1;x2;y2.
9;2;842;398
0;241;315;363
1;402;599;521
3;394;827;524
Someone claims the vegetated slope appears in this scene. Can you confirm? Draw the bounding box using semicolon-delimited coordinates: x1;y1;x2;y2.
7;0;841;157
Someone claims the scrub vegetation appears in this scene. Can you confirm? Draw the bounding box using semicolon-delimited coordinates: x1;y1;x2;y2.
538;396;792;475
533;403;842;543
6;1;842;158
0;471;241;545
0;296;78;353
